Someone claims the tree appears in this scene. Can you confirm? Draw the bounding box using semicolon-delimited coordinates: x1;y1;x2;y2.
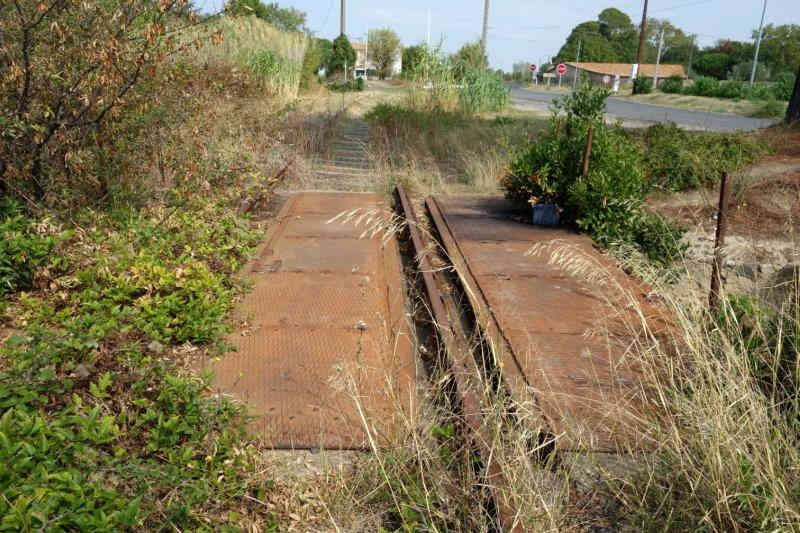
757;24;800;76
0;0;191;201
599;8;638;61
368;28;401;79
555;21;620;64
225;0;307;32
329;34;356;75
402;45;427;77
693;52;732;79
647;19;694;64
787;66;800;124
730;61;770;82
451;41;488;79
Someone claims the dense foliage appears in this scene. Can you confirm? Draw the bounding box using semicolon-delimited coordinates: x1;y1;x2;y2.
329;34;357;75
502;84;684;265
368;28;402;79
0;0;192;203
553;7;800;84
224;0;307;32
639;123;770;191
660;74;796;103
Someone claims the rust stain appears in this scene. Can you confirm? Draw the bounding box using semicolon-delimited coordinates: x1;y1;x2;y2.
430;195;660;452
212;193;414;450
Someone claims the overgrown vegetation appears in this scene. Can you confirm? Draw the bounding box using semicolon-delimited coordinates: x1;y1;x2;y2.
598;265;800;531
502;84;684;265
0;6;319;529
639;123;770;191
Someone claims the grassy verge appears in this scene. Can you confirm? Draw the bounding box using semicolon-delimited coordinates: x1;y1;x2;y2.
624;91;788;118
0;17;328;531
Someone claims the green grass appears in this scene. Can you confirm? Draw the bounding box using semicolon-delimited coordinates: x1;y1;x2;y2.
0;197;270;530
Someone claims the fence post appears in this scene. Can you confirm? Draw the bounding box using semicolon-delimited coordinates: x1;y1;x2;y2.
581;123;595;177
709;171;730;313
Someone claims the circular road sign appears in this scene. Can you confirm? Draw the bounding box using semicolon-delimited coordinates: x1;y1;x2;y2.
557;63;567;75
529;64;537;72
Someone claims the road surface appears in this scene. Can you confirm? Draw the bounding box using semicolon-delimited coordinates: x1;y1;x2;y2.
510;86;776;132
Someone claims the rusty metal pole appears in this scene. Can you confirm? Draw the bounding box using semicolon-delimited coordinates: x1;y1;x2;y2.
709;171;730;313
581;123;595;177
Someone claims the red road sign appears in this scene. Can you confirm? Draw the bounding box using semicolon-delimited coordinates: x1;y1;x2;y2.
557;63;567;75
529;64;537;72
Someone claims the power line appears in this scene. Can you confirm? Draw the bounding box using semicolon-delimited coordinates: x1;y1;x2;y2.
650;0;715;14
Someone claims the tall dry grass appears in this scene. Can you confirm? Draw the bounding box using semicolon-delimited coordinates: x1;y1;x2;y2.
190;16;307;99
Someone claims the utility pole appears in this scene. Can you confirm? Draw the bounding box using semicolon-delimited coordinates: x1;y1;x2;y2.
365;29;369;78
573;39;582;89
750;0;768;86
635;0;650;71
687;34;697;76
654;28;665;87
340;0;346;37
481;0;490;57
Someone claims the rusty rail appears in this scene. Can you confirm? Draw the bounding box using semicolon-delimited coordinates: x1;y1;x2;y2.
395;185;523;533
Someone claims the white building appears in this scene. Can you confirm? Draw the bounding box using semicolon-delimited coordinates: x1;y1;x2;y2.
352;41;402;79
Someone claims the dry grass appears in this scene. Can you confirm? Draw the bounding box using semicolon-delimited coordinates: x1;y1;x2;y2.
188;16;307;98
625;91;788;118
367;105;547;195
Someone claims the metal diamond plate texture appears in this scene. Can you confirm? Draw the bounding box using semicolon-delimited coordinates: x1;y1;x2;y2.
213;193;414;450
433;195;654;451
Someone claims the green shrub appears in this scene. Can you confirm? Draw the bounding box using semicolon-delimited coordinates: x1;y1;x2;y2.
0;198;65;296
633;77;653;95
751;98;786;118
773;71;797;101
641;123;770;191
249;48;302;89
502;84;684;265
329;77;364;92
458;68;509;114
687;76;720;97
660;76;684;94
716;80;748;99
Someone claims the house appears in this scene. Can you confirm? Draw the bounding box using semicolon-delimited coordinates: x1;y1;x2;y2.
554;62;688;87
352;41;402;79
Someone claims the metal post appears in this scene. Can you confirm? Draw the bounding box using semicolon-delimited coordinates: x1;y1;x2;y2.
365;30;369;79
654;28;665;88
340;0;346;36
573;39;582;89
481;0;490;57
709;171;730;313
750;0;768;86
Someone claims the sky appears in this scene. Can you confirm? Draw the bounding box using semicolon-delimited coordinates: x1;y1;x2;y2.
198;0;799;71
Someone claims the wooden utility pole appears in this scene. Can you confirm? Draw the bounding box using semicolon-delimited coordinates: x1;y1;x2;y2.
481;0;490;57
709;172;730;313
636;0;650;67
340;0;346;36
786;66;800;124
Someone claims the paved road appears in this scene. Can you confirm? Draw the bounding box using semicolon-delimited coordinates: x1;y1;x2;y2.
510;86;776;132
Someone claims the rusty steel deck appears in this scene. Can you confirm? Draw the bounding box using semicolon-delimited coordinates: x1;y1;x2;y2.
428;196;661;451
212;192;414;450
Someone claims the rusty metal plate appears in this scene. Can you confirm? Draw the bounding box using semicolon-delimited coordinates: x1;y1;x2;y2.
283;214;384;239
475;275;600;335
258;237;379;274
292;192;385;215
217;327;413;449
213;192;414;450
433;195;650;451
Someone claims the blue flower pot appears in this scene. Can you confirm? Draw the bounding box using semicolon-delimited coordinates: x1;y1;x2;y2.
532;204;560;227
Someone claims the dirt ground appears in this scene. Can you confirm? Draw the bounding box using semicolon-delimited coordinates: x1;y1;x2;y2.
649;125;800;295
